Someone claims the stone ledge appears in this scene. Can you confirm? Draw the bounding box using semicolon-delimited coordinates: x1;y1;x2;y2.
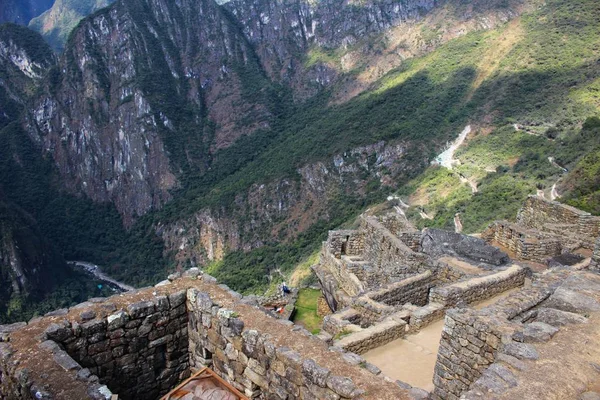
335;317;407;355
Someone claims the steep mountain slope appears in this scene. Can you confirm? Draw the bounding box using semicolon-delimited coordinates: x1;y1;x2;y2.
27;0;529;225
28;0;279;224
0;0;54;26
2;0;598;306
29;0;115;53
389;0;600;233
0;25;123;322
0;24;55;127
226;0;536;101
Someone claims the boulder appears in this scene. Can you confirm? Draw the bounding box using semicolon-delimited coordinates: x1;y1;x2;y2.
502;342;539;360
544;288;600;315
536;308;588;326
521;322;559;343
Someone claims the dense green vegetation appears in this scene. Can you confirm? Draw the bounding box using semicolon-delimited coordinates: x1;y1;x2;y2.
152;0;600;289
3;0;600;323
291;288;323;334
29;0;114;52
205;191;378;293
204;0;599;283
0;122;171;286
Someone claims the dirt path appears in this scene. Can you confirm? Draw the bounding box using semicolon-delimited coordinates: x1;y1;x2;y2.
434;125;471;169
454;213;463;233
458;174;478;193
550;181;560;200
419;210;433;220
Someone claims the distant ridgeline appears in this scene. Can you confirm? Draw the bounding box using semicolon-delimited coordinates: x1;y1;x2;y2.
0;0;599;324
0;0;53;26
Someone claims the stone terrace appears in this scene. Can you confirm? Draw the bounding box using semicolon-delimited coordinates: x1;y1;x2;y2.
436;270;600;400
0;273;414;400
314;213;527;364
482;196;600;267
2;197;600;400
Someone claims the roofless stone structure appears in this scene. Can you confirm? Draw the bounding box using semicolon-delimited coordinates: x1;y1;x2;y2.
1;196;600;399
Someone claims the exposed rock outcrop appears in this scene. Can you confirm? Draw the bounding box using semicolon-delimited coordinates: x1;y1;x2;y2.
160;140;419;266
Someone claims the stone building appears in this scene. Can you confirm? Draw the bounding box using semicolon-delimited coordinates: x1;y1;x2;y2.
1;197;600;400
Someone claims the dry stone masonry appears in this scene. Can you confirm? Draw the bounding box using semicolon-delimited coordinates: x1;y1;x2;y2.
314;212;526;359
2;196;600;400
0;273;412;400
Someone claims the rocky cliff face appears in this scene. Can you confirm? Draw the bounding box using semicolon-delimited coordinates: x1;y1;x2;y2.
0;24;55;127
160;139;423;267
10;0;536;288
224;0;437;98
28;0;276;224
25;0;529;225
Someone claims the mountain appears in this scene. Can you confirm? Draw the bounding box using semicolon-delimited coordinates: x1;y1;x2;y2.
18;0;531;287
0;0;599;321
390;0;600;234
0;24;119;322
0;0;54;26
29;0;116;53
0;23;55;126
27;0;531;225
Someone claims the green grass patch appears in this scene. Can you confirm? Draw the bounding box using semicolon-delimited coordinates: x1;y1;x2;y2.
291;288;323;335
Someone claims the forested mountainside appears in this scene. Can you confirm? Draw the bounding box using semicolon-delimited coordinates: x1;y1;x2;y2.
29;0;115;53
0;0;54;26
0;0;599;321
0;25;113;322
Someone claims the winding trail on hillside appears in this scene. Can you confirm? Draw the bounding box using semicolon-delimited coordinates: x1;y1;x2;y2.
419;209;433;220
454;213;463;233
547;157;567;200
459;174;478;193
69;261;135;292
434;125;471;169
550;182;561;201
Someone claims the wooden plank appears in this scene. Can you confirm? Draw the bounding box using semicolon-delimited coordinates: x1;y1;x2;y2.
160;367;249;400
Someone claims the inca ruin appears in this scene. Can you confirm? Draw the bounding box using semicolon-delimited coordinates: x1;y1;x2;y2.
2;196;600;400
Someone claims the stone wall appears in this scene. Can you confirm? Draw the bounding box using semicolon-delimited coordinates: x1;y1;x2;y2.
325;230;364;258
360;217;430;283
0;341;26;399
408;303;446;332
46;292;190;399
428;265;527;307
376;213;417;236
322;309;365;336
591;237;600;272
335;316;407;355
0;275;412;400
187;288;365;399
517;196;600;244
350;296;395;323
432;281;554;400
398;232;422;252
316;250;364;304
482;221;562;263
0;322;107;400
518;196;583;228
317;296;333;317
367;271;434;307
433;309;504;400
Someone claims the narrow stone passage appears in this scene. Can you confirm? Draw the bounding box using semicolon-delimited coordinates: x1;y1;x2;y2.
363;289;520;391
363;319;444;391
